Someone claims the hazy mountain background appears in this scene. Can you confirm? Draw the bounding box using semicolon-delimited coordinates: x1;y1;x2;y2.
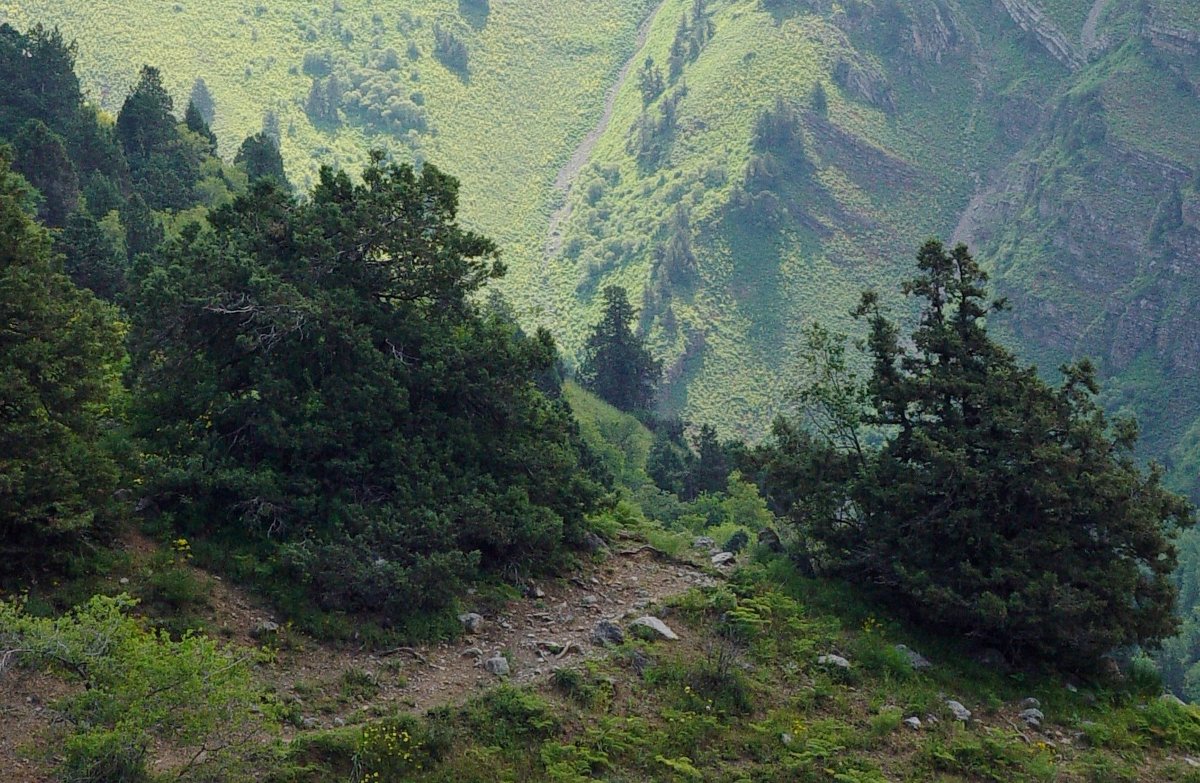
4;0;1195;495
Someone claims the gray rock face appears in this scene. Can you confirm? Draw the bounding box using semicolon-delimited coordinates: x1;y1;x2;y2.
895;644;932;670
1019;707;1044;728
945;699;972;722
630;616;679;641
482;655;510;676
711;552;735;566
459;612;484;634
693;536;716;549
817;654;851;669
903;716;922;730
583;532;609;553
1162;693;1188;707
591;620;625;647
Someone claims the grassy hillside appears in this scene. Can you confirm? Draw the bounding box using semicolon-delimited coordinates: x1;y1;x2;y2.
0;0;656;314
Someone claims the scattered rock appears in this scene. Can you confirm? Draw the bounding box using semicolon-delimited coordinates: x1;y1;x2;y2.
523;583;545;599
251;620;280;640
300;716;319;730
591;620;625;647
461;647;483;659
817;654;851;669
1020;697;1041;710
482;655;510;677
945;699;972;722
629;616;680;641
1100;655;1124;680
1019;707;1044;728
757;527;784;553
1162;693;1188;707
711;552;735;566
903;716;922;730
459;612;484;634
780;732;795;745
630;649;654;677
583;532;609;554
895;644;932;670
693;536;716;549
580;595;599;608
333;717;346;727
118;577;130;585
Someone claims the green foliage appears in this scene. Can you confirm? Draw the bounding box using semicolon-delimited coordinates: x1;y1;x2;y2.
0;594;265;782
0;148;125;581
762;240;1195;668
578;285;662;414
129;154;604;624
234;131;287;185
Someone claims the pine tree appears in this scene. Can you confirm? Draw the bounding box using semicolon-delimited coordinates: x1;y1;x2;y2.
188;77;216;125
578;286;662;413
184;100;218;154
0;148;124;578
234;132;287;186
769;239;1196;667
11;119;79;226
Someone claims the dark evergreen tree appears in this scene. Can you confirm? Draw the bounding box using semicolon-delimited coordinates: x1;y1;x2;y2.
234;132;287;186
57;208;127;301
810;81;828;116
638;58;664;106
121;192;163;260
188;77;216;125
0;149;124;579
129;154;605;619
761;240;1195;668
11;119;79;226
117;66;200;210
184;100;218;154
689;424;731;497
578;286;662;413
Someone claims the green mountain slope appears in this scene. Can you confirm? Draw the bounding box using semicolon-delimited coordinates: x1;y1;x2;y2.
6;0;1194;493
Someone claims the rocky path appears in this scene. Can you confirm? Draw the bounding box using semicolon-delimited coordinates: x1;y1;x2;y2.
261;545;720;729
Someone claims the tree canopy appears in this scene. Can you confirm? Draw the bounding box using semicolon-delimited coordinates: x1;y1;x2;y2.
0;148;125;579
578;285;661;414
758;240;1194;668
129;154;605;622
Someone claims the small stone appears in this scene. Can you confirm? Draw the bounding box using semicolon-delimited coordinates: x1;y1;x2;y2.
629;616;680;641
300;716;319;729
459;612;484;634
1185;756;1200;769
482;655;510;677
711;552;735;566
630;649;654;677
118;577;130;585
693;536;715;549
945;699;972;722
591;620;625;647
333;717;346;727
1019;707;1044;728
251;620;280;640
580;595;599;608
780;732;794;745
895;644;932;670
1020;697;1041;710
461;647;483;659
583;532;609;553
817;654;851;669
903;716;922;730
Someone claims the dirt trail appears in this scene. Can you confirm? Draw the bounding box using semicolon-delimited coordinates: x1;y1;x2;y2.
541;0;668;264
264;547;718;727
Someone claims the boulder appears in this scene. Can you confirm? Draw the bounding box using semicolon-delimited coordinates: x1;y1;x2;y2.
1162;693;1188;707
711;552;735;566
1019;707;1044;728
583;532;610;554
895;644;932;670
693;536;716;549
903;716;922;730
458;612;484;634
591;620;625;647
945;699;972;721
251;620;280;640
757;527;784;553
629;616;680;641
1019;697;1041;710
817;654;851;669
482;655;510;677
